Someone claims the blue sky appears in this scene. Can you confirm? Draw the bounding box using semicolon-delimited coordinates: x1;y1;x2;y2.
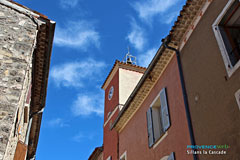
17;0;186;159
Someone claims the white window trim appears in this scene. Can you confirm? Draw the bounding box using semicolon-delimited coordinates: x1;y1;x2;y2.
120;151;127;160
103;104;121;127
235;89;240;111
212;0;240;77
160;156;169;160
150;91;161;107
106;156;112;160
150;90;168;148
153;131;168;149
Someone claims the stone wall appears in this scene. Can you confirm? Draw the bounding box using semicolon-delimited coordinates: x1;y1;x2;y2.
0;3;37;160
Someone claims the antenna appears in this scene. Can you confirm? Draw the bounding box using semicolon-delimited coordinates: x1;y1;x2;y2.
122;47;137;65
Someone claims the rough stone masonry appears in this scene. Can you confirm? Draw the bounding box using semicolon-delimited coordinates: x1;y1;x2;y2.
0;3;37;160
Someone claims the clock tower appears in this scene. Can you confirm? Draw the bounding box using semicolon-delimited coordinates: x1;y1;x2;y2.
101;54;146;160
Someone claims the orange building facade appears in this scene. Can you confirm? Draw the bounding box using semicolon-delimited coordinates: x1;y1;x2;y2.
101;61;146;160
89;0;240;160
99;49;195;160
117;56;192;160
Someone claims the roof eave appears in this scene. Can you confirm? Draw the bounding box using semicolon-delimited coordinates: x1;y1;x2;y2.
27;18;55;159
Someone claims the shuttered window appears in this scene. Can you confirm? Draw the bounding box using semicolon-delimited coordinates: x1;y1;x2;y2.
146;108;154;147
146;87;170;147
160;88;170;132
120;151;127;160
167;152;175;160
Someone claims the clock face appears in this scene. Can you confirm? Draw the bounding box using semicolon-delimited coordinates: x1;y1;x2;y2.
108;86;114;100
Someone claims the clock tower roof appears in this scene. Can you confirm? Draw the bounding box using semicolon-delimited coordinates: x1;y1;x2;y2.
101;60;146;90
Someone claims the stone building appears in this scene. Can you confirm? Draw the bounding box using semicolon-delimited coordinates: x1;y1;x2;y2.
0;0;55;160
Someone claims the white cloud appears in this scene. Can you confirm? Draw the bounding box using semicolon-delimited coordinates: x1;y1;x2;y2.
73;132;95;142
47;118;68;127
138;47;158;67
126;18;146;51
73;132;85;142
50;59;106;88
54;20;100;49
133;0;179;24
71;91;104;116
60;0;79;9
163;11;179;24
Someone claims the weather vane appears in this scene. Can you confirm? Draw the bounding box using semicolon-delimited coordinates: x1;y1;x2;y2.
127;46;130;54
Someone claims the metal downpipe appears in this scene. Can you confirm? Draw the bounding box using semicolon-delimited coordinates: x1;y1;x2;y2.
163;38;198;160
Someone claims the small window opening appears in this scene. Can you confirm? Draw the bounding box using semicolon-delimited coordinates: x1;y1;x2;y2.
24;107;28;123
218;1;240;67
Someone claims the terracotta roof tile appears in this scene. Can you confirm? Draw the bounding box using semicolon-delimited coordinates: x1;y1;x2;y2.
101;60;146;89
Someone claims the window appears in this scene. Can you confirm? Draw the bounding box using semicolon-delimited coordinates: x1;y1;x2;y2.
120;151;127;160
146;88;170;148
24;106;28;123
14;108;19;137
235;89;240;110
160;152;175;160
26;84;31;104
213;0;240;76
168;152;175;160
106;156;112;160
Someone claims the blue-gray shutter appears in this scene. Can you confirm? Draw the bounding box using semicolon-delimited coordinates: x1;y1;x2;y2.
168;152;175;160
146;108;154;147
160;87;170;132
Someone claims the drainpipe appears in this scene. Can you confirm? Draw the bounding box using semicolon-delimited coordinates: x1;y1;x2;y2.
25;107;45;160
25;118;32;146
117;132;119;160
25;108;45;145
29;155;36;160
162;37;197;160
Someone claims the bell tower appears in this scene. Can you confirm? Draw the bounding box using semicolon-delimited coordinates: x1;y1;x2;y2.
101;54;146;160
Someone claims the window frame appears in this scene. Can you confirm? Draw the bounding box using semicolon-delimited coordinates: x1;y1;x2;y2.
150;91;164;142
146;87;170;148
24;106;28;123
119;151;127;160
106;156;112;160
235;89;240;111
168;152;175;160
212;0;240;77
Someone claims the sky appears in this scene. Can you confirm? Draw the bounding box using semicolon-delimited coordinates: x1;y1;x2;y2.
16;0;186;159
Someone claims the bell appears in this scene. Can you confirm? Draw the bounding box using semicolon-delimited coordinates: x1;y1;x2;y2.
127;57;132;64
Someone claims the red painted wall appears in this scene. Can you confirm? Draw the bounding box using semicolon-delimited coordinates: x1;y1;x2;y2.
104;70;119;122
103;110;119;160
103;70;119;160
119;56;193;160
